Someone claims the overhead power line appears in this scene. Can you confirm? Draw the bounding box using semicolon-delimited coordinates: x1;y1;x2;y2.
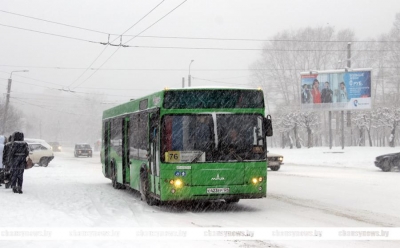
192;76;250;86
12;98;96;116
0;76;141;98
0;9;110;35
3;65;400;71
0;23;99;44
3;9;400;43
4;22;395;50
71;0;188;90
67;0;166;89
107;45;398;52
132;35;400;43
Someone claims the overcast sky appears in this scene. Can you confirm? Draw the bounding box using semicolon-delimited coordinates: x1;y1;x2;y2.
1;0;399;106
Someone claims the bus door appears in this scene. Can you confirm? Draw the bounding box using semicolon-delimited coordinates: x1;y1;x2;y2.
103;120;111;178
149;110;160;195
122;117;130;184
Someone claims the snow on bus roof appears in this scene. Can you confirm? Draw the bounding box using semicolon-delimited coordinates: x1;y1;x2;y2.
166;86;262;90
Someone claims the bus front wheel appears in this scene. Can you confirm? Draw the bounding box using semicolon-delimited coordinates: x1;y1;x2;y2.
140;171;155;206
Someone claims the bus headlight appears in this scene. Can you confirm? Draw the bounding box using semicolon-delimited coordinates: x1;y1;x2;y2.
252;177;263;184
174;179;183;188
169;179;183;188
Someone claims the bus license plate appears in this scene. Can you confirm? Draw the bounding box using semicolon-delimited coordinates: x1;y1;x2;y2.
207;188;229;194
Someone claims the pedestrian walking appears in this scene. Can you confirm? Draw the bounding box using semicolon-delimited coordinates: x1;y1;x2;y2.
9;132;29;194
0;135;5;187
2;135;13;188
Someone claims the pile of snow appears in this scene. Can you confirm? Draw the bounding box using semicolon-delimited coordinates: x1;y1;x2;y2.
269;146;399;169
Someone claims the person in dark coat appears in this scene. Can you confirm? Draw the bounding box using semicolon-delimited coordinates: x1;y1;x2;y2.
0;135;5;187
9;132;29;194
2;135;13;188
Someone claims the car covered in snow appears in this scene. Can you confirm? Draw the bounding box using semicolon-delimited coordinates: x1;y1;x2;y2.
74;143;92;157
27;143;54;167
267;151;284;171
374;152;400;172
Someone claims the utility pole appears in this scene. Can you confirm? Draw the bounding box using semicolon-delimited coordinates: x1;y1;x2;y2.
2;78;12;134
182;77;185;88
1;70;29;134
343;42;351;149
188;60;194;87
329;111;332;149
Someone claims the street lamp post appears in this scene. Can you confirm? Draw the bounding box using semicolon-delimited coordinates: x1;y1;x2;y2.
188;60;194;87
2;70;29;134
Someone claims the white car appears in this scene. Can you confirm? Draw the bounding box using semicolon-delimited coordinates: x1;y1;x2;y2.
267;152;284;171
27;143;54;167
25;138;52;150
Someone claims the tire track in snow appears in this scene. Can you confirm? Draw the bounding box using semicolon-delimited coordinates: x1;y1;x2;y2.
269;193;399;226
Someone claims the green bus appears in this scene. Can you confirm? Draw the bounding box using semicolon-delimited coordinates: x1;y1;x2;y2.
101;87;273;205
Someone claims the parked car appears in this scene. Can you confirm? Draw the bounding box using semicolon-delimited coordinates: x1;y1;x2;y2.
27;143;54;167
74;143;92;157
374;152;400;172
48;142;62;152
267;151;284;171
25;138;52;150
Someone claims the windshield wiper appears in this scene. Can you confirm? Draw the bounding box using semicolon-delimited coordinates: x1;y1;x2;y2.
191;151;205;163
229;150;243;161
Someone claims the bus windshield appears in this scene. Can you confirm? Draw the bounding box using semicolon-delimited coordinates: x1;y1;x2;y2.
161;114;265;163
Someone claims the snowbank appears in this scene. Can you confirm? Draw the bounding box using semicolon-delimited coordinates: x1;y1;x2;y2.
269;146;399;169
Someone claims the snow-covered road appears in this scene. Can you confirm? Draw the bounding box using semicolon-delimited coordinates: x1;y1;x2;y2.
1;147;399;247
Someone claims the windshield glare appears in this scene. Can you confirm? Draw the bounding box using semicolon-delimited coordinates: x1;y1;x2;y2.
161;114;265;163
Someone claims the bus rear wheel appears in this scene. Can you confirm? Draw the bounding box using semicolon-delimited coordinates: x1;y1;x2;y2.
111;163;125;189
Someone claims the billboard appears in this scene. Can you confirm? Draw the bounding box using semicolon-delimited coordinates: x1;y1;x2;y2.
300;68;372;111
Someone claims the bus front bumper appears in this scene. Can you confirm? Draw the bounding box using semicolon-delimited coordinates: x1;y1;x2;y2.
160;183;266;201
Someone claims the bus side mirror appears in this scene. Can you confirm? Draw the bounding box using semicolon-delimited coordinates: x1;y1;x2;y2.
264;115;273;137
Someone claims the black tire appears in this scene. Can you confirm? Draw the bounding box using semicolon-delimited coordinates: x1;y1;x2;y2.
39;157;49;167
270;166;280;171
140;170;155;206
225;198;240;204
381;160;392;172
111;163;125;189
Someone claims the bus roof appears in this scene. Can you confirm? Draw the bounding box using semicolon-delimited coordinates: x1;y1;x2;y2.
102;87;264;119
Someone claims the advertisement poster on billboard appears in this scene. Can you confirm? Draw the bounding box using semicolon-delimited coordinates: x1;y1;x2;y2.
300;68;372;111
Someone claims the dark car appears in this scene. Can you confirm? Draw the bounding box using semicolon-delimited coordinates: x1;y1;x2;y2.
267;151;284;171
74;143;92;157
48;142;62;152
374;152;400;172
